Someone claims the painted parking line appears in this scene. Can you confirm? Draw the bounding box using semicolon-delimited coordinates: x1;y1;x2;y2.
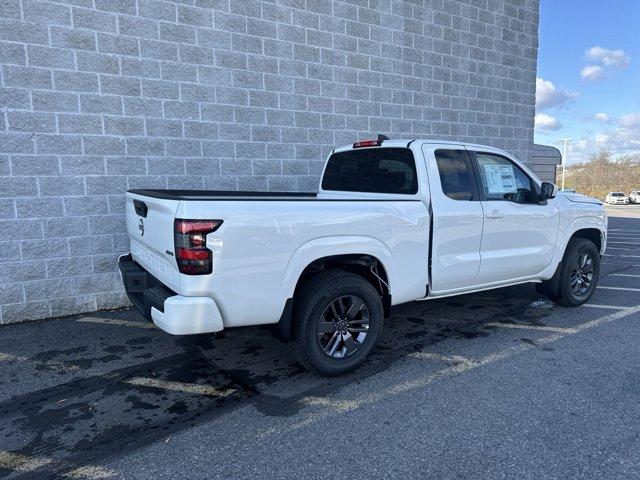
485;322;577;334
0;352;79;372
583;303;628;310
300;396;360;411
597;286;640;292
124;377;236;397
0;451;51;473
77;317;156;329
0;451;115;479
64;465;118;479
609;273;640;278
606;247;633;251
603;254;640;258
408;351;477;365
266;303;640;436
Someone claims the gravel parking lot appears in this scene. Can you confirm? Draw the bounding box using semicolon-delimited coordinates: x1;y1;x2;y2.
1;207;639;479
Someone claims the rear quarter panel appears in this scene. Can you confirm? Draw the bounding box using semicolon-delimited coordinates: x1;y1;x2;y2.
176;200;429;328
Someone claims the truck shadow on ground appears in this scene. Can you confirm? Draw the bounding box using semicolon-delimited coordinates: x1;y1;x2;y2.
0;284;552;476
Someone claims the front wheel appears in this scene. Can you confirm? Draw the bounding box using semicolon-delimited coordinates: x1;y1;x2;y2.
555;238;600;306
291;272;384;376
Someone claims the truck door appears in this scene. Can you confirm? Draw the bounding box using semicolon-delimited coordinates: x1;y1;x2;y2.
422;145;484;293
469;150;560;284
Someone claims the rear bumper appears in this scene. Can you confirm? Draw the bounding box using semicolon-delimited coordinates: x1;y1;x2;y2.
151;296;223;335
118;254;223;335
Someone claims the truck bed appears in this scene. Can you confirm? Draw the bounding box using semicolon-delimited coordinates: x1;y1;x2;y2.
128;189;317;200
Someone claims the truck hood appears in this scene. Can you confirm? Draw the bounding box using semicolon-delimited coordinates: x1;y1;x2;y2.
560;193;603;205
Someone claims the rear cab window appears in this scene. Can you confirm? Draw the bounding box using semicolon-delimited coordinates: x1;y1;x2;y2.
322;148;418;194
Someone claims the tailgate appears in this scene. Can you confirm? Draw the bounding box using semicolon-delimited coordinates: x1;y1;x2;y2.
126;192;181;291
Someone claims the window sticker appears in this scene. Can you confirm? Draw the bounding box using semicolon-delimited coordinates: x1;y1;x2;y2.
482;164;516;194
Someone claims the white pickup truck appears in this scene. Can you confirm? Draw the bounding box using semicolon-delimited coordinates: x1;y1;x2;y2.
119;137;607;375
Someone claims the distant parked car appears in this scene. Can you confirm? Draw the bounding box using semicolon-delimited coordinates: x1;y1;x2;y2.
560;188;576;193
605;192;629;204
629;190;640;204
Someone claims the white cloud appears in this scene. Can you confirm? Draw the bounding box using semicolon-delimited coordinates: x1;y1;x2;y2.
566;112;640;163
619;113;640;128
594;113;611;123
535;113;562;132
580;65;605;81
586;46;630;68
535;77;578;111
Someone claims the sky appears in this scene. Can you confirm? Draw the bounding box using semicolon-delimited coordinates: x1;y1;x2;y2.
534;0;640;163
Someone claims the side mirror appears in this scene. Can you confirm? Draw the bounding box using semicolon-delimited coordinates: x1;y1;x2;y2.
540;182;557;201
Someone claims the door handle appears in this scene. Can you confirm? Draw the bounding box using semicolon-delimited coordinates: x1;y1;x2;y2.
485;211;503;219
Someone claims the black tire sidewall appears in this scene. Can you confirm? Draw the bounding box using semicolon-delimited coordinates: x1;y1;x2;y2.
559;239;600;306
297;274;383;375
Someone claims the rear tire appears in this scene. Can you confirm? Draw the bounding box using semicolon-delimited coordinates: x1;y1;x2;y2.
553;238;600;306
291;271;384;376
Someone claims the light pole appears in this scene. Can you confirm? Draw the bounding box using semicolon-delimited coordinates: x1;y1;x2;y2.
558;138;572;190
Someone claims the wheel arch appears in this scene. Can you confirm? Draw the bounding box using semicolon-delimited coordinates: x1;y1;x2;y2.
281;236;394;300
539;216;606;282
537;226;604;301
273;237;394;341
292;253;390;302
569;227;603;253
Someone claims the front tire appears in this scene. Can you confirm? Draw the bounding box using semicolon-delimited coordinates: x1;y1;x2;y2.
291;271;384;376
554;238;600;306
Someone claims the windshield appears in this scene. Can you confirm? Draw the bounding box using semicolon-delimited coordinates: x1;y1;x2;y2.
611;192;624;197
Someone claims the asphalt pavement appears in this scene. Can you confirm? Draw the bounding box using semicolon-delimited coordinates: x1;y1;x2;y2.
1;206;639;479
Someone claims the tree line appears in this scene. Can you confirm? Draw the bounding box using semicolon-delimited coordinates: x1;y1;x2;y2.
561;150;640;199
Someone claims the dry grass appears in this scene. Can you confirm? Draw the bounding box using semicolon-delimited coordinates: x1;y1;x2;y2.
561;151;640;200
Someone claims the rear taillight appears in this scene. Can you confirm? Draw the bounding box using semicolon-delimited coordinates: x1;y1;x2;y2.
174;219;222;275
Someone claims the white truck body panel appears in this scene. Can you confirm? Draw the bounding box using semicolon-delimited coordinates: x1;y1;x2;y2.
122;139;607;334
128;193;429;328
420;143;484;292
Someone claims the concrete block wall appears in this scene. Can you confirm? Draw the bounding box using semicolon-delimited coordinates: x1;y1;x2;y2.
0;0;539;323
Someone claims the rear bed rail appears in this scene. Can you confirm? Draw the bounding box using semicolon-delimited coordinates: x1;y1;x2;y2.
128;189;317;200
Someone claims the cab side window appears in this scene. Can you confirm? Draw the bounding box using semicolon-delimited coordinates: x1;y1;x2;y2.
475;153;536;204
434;149;474;201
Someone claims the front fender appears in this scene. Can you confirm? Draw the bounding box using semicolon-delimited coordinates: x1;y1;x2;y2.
540;214;607;280
281;235;395;300
563;215;607;253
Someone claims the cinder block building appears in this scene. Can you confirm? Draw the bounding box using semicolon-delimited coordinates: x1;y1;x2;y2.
0;0;539;323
